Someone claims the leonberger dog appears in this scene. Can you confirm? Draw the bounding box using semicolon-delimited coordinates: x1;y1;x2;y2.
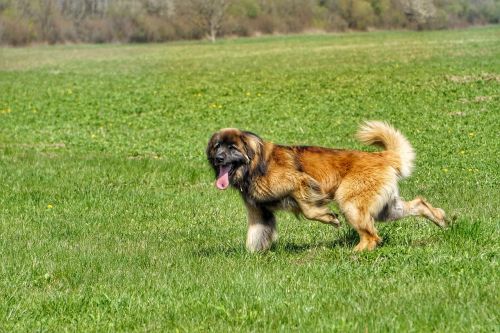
206;121;447;252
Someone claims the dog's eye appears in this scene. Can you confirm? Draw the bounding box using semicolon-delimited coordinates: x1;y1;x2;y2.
214;142;220;149
229;144;237;150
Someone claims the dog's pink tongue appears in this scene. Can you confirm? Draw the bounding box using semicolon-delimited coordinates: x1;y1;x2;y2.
216;165;231;190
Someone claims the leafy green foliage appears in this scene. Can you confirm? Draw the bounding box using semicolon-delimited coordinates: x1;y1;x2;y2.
0;27;499;331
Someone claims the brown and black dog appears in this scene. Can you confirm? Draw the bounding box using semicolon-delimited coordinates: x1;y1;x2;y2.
206;121;446;252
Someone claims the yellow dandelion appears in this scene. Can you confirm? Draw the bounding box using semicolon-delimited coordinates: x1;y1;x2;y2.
443;168;448;173
468;168;473;172
47;204;53;209
245;92;251;96
460;150;465;154
468;132;475;137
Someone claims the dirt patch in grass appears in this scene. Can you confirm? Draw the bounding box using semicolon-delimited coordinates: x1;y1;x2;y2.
447;73;500;83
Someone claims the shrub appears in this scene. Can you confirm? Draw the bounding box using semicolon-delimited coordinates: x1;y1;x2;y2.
0;16;34;45
78;18;114;43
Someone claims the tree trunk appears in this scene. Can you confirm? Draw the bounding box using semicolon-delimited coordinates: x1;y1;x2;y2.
210;22;216;42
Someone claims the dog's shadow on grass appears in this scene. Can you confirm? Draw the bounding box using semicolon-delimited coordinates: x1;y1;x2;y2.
278;229;395;253
280;229;361;253
194;229;397;257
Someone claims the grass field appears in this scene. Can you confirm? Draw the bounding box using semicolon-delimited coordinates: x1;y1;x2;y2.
1;26;499;332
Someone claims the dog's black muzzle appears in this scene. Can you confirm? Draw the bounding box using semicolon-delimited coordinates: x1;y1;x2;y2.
214;153;227;166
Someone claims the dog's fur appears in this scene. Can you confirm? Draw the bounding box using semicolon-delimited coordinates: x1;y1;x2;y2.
206;121;446;252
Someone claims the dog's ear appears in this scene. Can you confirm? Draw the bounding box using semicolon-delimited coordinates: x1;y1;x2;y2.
206;133;219;161
241;131;263;161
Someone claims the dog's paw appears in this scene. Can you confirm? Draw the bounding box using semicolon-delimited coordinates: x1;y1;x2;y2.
328;212;341;228
433;208;448;228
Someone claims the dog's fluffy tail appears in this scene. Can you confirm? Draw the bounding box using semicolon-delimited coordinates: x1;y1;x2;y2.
356;121;415;178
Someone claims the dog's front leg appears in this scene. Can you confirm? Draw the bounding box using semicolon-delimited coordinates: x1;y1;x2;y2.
245;202;277;252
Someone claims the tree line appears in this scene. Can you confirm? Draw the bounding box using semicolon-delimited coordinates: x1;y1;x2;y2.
0;0;499;45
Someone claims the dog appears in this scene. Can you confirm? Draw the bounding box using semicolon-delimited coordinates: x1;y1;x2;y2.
206;121;447;252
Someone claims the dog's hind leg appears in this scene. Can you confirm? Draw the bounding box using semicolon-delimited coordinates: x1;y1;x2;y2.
377;196;447;228
343;204;382;251
245;202;277;252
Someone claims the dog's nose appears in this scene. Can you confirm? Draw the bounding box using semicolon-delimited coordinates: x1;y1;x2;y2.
215;154;225;164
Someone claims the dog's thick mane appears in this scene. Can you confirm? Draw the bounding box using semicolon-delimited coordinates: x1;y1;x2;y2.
237;131;267;194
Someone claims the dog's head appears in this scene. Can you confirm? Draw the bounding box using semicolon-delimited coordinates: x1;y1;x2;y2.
206;128;263;190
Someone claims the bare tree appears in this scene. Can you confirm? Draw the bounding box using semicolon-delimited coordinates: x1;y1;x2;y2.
190;0;230;42
399;0;436;24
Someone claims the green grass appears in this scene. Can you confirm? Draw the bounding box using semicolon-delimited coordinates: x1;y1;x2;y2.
0;26;499;332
